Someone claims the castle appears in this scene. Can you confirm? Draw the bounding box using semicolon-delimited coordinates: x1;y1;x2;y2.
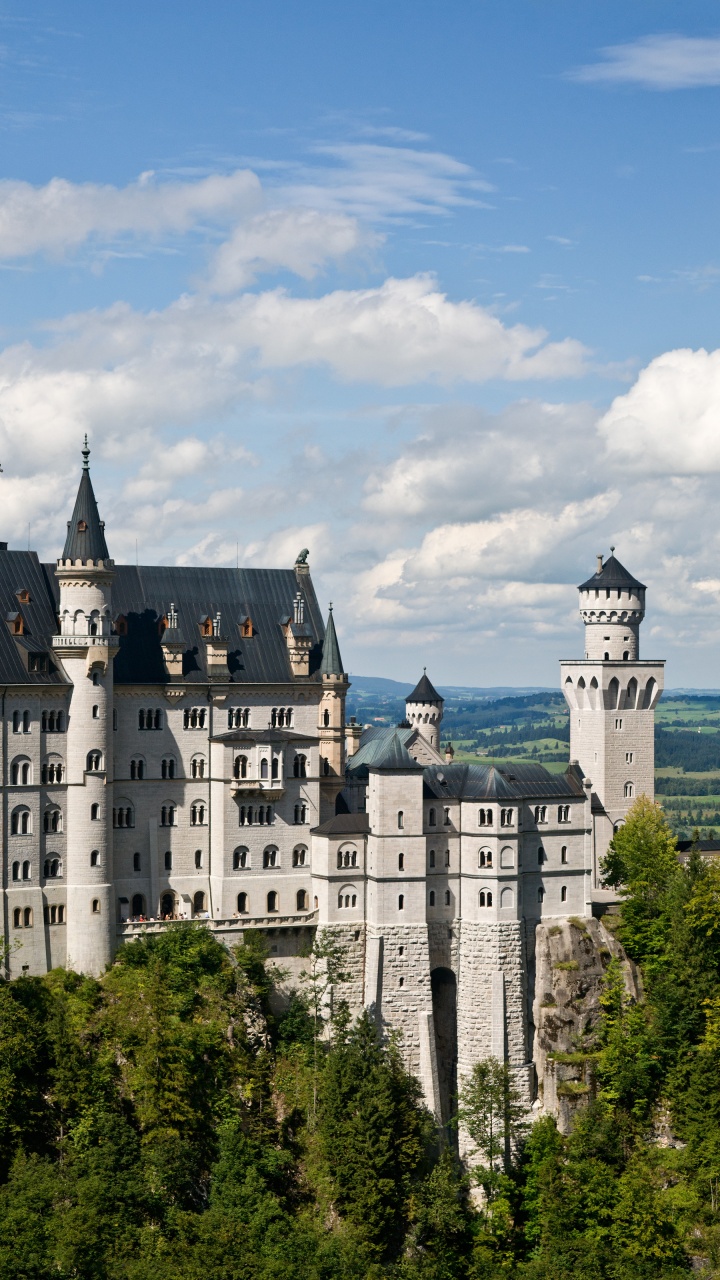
2;446;664;1118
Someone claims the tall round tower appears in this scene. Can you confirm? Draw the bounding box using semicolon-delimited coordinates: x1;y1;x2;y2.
578;550;645;661
52;439;118;975
405;671;444;752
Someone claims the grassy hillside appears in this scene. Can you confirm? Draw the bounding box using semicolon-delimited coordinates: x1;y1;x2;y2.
346;688;720;839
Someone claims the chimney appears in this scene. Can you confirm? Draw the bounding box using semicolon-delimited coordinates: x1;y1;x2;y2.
596;553;604;574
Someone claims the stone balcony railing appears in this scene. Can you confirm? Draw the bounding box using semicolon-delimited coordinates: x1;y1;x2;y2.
117;910;317;937
230;778;286;798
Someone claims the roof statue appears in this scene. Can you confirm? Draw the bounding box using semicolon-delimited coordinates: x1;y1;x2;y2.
295;548;309;565
61;437;110;563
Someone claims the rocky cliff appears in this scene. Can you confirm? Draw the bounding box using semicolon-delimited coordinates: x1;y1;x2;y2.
532;913;641;1132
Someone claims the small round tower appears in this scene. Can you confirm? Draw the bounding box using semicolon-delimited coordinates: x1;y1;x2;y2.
53;439;118;975
578;550;645;661
405;670;444;752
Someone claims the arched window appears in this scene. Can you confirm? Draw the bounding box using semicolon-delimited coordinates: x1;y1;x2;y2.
44;857;61;878
131;894;145;917
398;852;404;870
24;907;33;927
22;860;30;881
91;900;100;915
428;807;436;827
161;757;176;780
624;782;634;798
234;755;248;779
237;892;248;914
479;890;486;906
271;756;279;780
322;758;330;777
537;847;544;864
190;802;206;826
12;907;21;928
444;807;451;826
429;849;435;868
160;804;176;827
133;852;141;871
429;889;435;906
293;802;308;824
322;708;329;727
260;758;269;780
193;891;206;915
292;846;307;867
479;848;492;868
164;850;172;871
561;846;568;864
43;806;62;833
91;803;100;820
130;758;145;780
90;850;100;866
558;804;570;823
267;891;278;914
233;847;249;869
538;886;545;904
11;860;19;881
160;892;175;917
293;754;307;778
86;750;102;772
11;807;31;835
501;886;514;908
397;811;404;830
297;889;308;911
444;889;451;906
191;756;206;779
398;894;404;910
194;849;202;868
561;885;568;902
263;847;278;868
113;804;134;829
11;757;32;785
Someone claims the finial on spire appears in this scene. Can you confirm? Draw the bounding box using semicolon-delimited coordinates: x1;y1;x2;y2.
610;545;615;554
329;601;333;611
82;434;90;470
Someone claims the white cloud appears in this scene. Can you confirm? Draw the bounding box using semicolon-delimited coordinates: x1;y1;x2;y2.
205;208;378;292
598;346;720;472
0;169;261;259
570;35;720;90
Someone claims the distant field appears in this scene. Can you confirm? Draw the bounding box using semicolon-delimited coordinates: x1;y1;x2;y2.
345;685;720;840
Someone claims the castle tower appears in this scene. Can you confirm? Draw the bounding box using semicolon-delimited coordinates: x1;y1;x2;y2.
52;439;118;974
318;605;349;821
405;671;444;752
560;551;664;880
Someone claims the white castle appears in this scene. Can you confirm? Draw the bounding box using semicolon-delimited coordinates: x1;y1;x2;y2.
3;447;664;1118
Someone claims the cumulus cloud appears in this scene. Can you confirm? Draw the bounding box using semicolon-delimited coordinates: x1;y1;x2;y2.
0;169;261;259
205;208;378;292
598;347;720;472
569;35;720;90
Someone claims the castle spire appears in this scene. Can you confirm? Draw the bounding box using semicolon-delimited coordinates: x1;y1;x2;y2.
61;438;110;563
320;603;344;676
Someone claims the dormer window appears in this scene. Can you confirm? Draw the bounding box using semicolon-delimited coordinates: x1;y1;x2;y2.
77;520;88;532
239;616;253;639
114;615;128;636
15;589;30;604
28;653;47;673
200;616;213;637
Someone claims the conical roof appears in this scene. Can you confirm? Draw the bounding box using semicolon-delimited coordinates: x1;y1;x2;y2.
61;438;109;563
369;731;423;771
320;605;344;676
407;670;443;704
578;552;645;593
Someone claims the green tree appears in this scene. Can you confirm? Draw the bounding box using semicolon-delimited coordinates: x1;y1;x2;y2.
457;1057;528;1196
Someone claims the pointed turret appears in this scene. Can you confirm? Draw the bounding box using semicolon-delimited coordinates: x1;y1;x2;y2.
320;604;344;676
62;437;109;564
405;668;444;751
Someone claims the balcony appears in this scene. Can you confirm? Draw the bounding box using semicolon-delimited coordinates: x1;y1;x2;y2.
230;778;285;798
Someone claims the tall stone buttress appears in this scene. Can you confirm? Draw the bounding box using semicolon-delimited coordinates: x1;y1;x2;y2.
560;551;664;882
53;440;118;974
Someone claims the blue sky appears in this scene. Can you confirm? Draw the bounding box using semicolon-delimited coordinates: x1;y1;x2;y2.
3;4;720;685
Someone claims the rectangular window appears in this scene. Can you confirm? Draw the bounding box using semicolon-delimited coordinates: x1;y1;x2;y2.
615;718;623;730
625;751;634;764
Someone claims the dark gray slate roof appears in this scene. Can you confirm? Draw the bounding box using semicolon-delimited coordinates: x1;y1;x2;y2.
312;812;370;837
423;761;585;801
348;725;417;779
369;731;424;771
407;671;443;703
579;553;645;594
320;606;344;676
62;457;110;563
39;563;325;686
0;551;68;684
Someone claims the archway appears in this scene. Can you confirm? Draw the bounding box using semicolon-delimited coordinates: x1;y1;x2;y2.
431;967;457;1131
